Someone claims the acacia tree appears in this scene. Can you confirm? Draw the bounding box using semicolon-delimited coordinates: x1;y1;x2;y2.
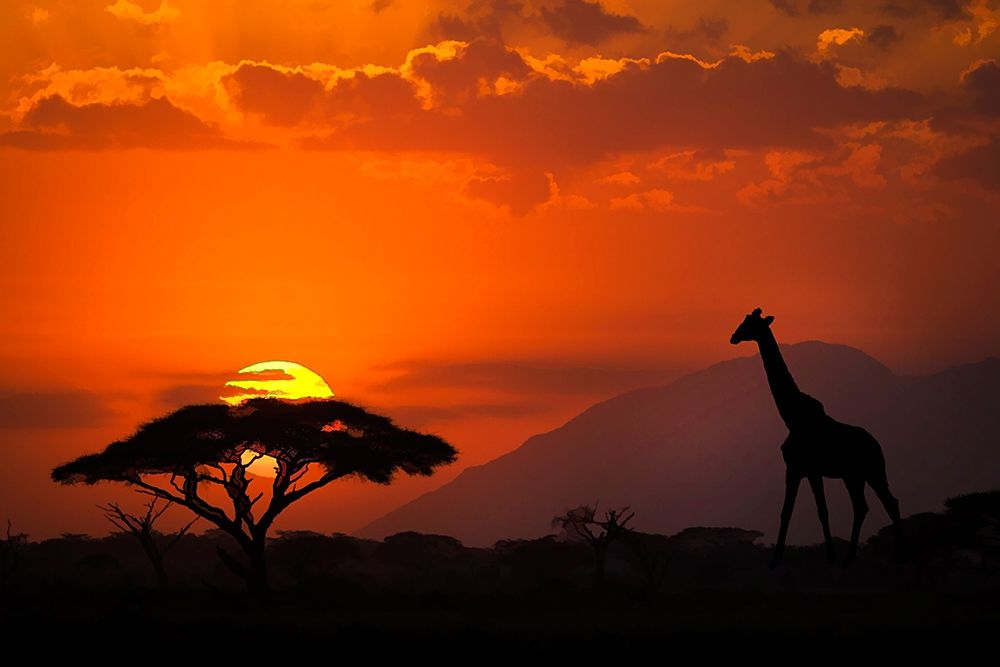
553;504;634;590
99;498;198;590
53;398;457;595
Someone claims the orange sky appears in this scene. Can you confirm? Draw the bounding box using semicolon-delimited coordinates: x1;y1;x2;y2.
1;0;998;538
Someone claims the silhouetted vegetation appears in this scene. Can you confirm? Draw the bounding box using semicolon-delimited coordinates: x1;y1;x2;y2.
2;489;1000;650
51;398;456;595
1;521;27;591
98;498;197;589
553;504;634;589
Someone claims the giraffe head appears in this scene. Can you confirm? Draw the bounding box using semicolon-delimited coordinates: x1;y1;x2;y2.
730;308;775;345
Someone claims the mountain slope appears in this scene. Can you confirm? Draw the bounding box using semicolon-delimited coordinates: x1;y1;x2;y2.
359;342;1000;546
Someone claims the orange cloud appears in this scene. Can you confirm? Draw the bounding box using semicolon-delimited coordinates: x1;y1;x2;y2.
609;188;708;214
649;150;737;181
600;171;640;185
817;27;865;53
105;0;179;25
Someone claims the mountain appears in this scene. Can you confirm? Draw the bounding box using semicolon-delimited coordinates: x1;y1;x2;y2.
358;342;1000;547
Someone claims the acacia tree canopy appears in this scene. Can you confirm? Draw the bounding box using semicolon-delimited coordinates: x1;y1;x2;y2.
52;398;457;592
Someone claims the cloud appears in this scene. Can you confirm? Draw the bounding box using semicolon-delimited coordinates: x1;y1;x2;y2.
770;0;845;16
370;0;394;13
318;47;924;166
600;171;640;185
817;27;865;53
960;59;1000;115
737;150;822;206
462;168;553;214
649;150;737;181
538;0;643;45
30;7;50;24
223;64;325;125
934;139;1000;187
105;1;180;25
609;188;710;214
407;38;531;109
426;0;520;42
384;401;549;426
157;384;226;408
879;0;968;19
2;41;928;194
0;95;240;150
868;24;903;49
0;390;118;429
697;17;729;42
369;360;672;397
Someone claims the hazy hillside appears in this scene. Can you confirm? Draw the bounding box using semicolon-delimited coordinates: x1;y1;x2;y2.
359;342;1000;546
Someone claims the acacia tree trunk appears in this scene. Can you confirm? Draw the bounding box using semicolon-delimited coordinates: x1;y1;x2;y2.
594;544;607;591
217;536;269;597
247;539;268;596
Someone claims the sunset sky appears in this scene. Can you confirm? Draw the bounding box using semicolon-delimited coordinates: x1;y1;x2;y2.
2;0;998;538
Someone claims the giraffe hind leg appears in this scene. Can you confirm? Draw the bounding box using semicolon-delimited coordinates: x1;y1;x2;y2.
869;472;903;563
843;478;868;568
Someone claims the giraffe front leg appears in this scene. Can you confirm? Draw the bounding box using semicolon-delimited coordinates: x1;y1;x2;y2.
807;475;836;564
771;468;801;569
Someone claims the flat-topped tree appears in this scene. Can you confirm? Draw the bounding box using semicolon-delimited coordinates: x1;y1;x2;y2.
52;398;457;594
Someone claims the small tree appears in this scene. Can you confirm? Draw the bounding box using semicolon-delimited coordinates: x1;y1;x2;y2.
53;398;456;595
1;520;27;591
99;498;198;590
553;504;634;589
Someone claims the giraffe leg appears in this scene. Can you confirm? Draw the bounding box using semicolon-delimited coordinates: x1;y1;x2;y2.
869;472;903;563
807;475;836;564
843;478;868;568
771;468;801;569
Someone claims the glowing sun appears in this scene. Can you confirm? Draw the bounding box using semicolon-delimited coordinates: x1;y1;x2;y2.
221;360;334;476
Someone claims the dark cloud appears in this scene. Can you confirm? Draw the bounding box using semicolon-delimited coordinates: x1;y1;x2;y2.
879;0;968;19
317;49;924;165
0;95;239;150
157;383;226;409
770;0;800;15
224;64;324;125
383;401;549;426
0;390;117;429
868;24;903;49
769;0;845;16
224;63;420;128
370;360;674;396
935;139;1000;188
427;0;521;41
410;38;531;107
538;0;643;45
370;0;393;13
462;168;551;214
697;17;729;42
962;59;1000;116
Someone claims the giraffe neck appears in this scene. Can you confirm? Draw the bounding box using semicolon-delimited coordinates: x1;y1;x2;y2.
755;329;802;429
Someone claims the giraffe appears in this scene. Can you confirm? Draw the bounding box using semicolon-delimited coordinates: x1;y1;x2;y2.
730;308;902;568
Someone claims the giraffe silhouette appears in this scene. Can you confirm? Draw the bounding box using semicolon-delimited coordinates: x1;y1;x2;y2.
730;308;902;568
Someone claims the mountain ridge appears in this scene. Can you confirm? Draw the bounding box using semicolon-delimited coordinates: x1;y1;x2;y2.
359;341;1000;546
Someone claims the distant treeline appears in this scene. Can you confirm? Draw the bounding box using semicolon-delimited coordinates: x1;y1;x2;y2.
1;489;997;596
